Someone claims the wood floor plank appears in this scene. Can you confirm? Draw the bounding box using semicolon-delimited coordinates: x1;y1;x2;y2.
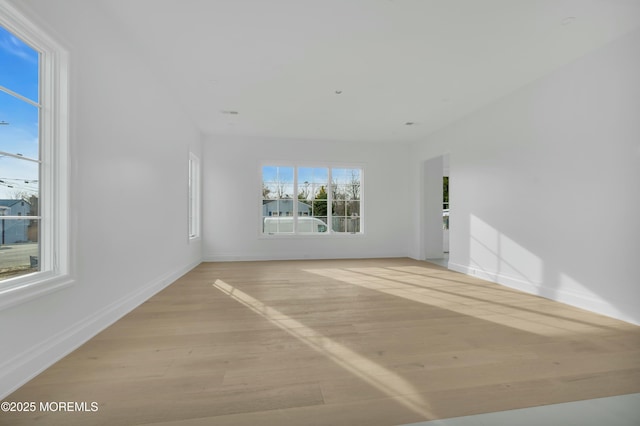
3;258;639;426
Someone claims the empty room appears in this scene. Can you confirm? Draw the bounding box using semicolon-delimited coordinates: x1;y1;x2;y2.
0;0;639;425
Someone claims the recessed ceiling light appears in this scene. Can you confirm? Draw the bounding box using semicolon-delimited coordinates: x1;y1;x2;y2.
221;110;239;115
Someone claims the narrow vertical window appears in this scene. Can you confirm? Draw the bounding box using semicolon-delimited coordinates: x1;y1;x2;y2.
188;153;200;239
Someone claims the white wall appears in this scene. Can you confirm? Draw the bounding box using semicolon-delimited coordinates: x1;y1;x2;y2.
409;28;640;324
203;135;410;261
0;0;202;398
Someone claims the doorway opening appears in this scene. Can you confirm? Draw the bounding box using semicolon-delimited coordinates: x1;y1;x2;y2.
423;154;449;268
443;175;449;254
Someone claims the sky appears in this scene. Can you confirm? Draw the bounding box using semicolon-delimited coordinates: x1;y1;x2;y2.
262;166;361;200
262;166;361;185
0;24;40;201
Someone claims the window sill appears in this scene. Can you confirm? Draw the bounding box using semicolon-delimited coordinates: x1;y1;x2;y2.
259;232;366;240
0;273;75;311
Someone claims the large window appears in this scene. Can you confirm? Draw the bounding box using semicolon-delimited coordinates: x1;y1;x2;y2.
262;165;362;235
0;1;70;308
0;23;40;281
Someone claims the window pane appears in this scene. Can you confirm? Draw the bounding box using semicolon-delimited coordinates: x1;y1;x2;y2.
0;194;38;217
262;183;278;200
333;184;347;201
298;182;311;201
331;216;360;233
347;217;360;233
332;168;361;185
299;216;328;233
276;166;293;184
0;25;39;103
262;165;278;183
0;218;39;280
331;168;348;184
345;184;360;200
332;199;360;233
312;200;327;217
269;184;291;199
332;217;345;232
262;199;276;216
263;217;293;234
264;184;293;200
346;201;360;216
298;167;328;184
0;90;39;160
331;168;351;184
316;217;328;233
279;184;294;199
262;166;294;201
0;156;39;214
298;200;311;216
313;184;328;201
281;199;296;216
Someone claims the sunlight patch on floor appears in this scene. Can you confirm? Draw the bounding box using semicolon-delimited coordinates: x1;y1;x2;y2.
303;267;620;337
212;279;435;419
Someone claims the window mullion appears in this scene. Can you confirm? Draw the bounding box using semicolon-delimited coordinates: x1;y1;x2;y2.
1;216;40;220
0;85;41;108
0;150;41;163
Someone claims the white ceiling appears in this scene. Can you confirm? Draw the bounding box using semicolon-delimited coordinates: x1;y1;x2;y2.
99;0;640;143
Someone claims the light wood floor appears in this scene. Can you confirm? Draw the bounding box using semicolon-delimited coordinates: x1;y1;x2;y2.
4;258;640;425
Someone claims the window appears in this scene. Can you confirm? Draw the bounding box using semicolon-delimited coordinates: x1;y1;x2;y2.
261;165;362;235
0;23;40;281
0;2;70;308
188;152;200;239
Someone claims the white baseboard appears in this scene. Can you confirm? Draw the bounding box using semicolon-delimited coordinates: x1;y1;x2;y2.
447;261;639;326
447;261;540;293
203;252;406;262
0;260;201;400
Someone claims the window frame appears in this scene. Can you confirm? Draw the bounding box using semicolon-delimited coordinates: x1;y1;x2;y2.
188;152;201;240
0;1;72;310
260;162;364;238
